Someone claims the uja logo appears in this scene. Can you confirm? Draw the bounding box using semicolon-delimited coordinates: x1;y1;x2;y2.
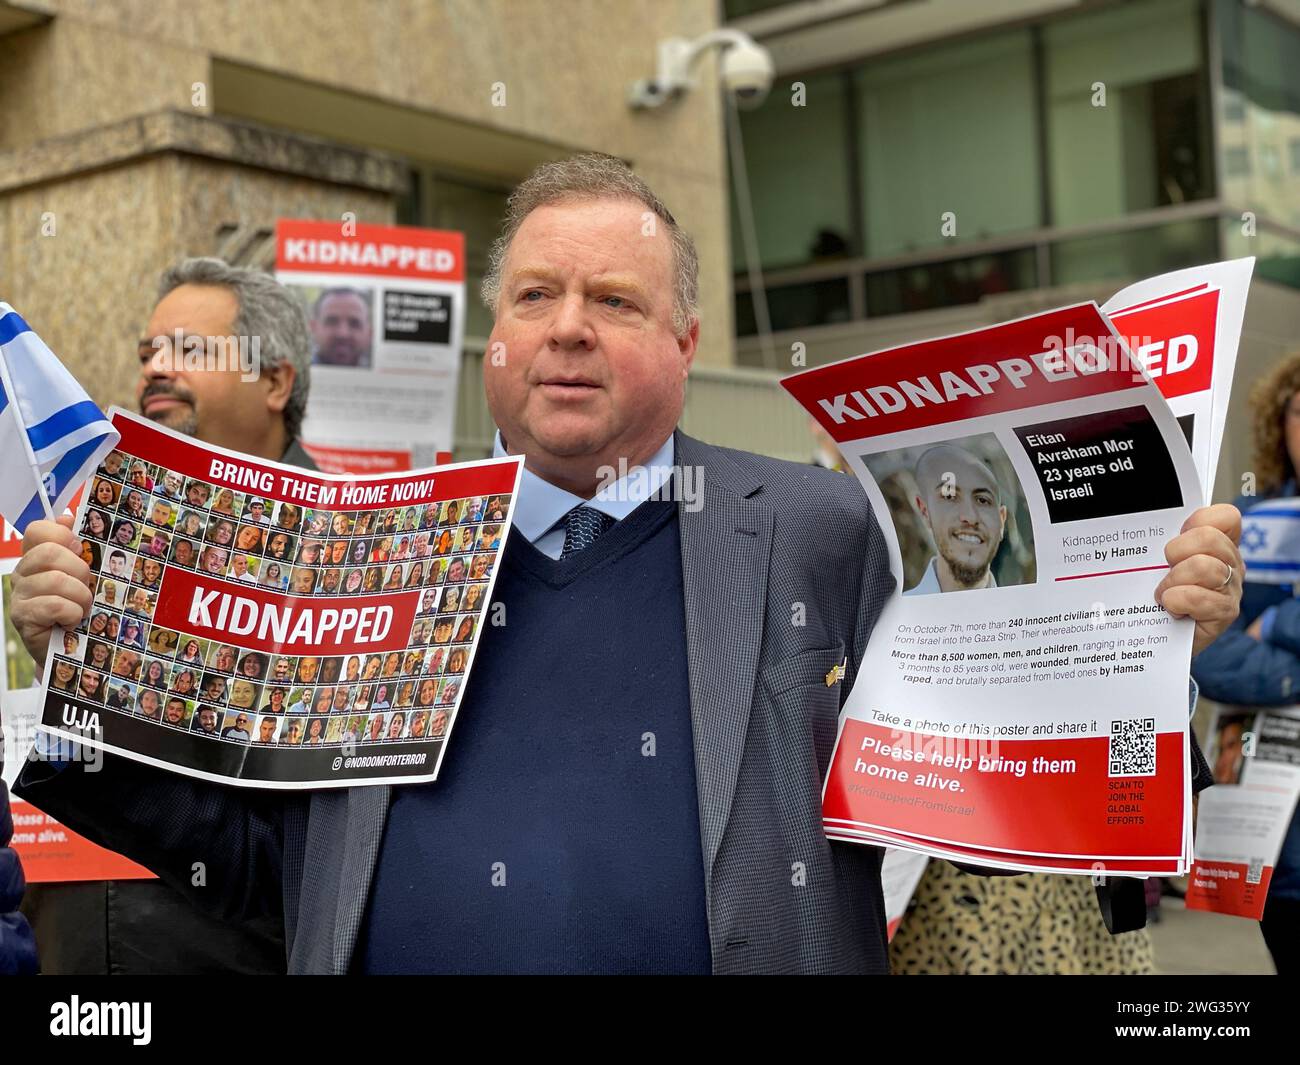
61;702;102;734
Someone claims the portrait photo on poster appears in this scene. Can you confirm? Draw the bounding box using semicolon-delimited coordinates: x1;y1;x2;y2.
293;283;376;369
1209;708;1256;787
863;432;1036;597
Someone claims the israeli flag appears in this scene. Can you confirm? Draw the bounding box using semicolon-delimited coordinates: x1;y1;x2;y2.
0;303;118;533
1240;498;1300;584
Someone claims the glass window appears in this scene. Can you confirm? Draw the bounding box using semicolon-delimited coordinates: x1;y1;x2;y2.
732;71;856;271
1218;0;1300;229
1222;216;1300;290
1050;217;1217;286
395;167;422;227
864;249;1037;317
1044;0;1211;226
398;169;508;341
853;29;1040;257
734;277;852;337
426;177;508;341
1262;144;1282;180
724;0;798;18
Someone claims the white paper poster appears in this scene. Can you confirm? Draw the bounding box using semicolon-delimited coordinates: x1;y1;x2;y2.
276;220;466;473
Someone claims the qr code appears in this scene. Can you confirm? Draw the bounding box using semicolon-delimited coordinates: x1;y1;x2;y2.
1246;858;1265;885
1108;717;1156;777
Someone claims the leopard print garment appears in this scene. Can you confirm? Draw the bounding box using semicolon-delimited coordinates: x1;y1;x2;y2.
888;861;1155;974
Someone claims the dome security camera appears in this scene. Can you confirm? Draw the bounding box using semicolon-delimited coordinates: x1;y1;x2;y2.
628;30;774;111
720;38;774;106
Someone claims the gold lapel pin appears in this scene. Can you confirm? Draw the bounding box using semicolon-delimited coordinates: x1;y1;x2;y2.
825;658;847;687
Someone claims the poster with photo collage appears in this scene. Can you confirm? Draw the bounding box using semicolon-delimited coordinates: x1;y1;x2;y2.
38;408;521;788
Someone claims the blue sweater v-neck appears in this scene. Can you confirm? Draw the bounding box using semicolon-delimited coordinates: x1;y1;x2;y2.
356;500;712;973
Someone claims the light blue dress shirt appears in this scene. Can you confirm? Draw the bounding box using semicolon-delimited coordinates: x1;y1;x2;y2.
493;431;676;559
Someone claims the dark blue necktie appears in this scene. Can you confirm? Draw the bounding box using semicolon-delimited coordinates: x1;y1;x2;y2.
560;506;616;558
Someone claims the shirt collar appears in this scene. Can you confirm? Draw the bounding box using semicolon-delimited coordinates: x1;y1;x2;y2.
913;555;998;594
493;431;676;544
909;557;942;595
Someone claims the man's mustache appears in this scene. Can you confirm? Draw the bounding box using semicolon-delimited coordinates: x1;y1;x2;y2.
141;383;195;407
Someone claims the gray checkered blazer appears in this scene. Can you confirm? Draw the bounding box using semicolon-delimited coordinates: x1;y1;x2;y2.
18;432;897;973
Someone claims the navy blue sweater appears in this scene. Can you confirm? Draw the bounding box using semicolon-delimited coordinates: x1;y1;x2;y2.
357;501;712;973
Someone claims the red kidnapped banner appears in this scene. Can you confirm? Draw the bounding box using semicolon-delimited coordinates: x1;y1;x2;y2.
276;220;465;282
111;415;515;507
152;567;418;657
1185;860;1273;920
784;303;1145;444
823;719;1186;859
1109;286;1218;403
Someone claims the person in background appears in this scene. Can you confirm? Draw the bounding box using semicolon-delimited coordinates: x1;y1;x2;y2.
1;773;37;974
1192;352;1300;976
889;859;1163;974
16;257;317;976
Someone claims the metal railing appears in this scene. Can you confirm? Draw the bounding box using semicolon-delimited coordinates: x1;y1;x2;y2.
732;202;1300;367
733;199;1230;296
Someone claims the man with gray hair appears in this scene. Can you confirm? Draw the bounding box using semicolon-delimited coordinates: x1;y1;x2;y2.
11;157;1243;973
20;256;313;975
137;257;313;464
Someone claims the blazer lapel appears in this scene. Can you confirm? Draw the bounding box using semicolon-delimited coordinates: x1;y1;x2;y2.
330;782;392;974
674;432;773;890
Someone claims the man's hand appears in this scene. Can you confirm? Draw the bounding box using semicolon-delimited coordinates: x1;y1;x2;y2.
10;516;94;667
1154;504;1243;657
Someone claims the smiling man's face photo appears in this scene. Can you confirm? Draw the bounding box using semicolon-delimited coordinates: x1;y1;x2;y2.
909;444;1007;595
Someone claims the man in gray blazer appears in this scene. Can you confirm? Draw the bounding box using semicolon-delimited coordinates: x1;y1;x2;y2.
10;156;1243;973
